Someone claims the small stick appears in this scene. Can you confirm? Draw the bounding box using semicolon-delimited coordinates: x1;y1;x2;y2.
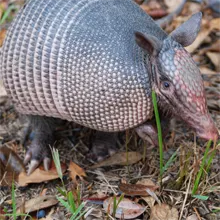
193;207;202;220
179;172;192;220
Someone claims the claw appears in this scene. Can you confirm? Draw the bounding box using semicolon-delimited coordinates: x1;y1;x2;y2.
108;148;117;156
27;159;41;175
43;157;51;171
24;151;32;165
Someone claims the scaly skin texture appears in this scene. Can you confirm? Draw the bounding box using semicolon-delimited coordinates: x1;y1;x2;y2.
1;0;159;131
0;0;218;173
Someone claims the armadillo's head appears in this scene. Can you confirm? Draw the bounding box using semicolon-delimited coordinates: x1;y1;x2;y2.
135;12;219;141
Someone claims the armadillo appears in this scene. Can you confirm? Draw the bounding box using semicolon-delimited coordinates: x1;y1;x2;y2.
0;0;218;172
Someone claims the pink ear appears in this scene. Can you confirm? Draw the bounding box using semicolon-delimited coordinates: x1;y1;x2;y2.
169;12;202;47
135;32;162;55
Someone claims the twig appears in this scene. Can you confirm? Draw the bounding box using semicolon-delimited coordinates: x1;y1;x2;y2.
179;172;192;220
193;207;202;220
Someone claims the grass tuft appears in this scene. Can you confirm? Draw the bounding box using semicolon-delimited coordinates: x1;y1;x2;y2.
192;140;215;195
51;147;91;219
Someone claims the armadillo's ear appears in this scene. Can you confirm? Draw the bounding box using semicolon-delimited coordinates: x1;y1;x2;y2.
135;32;162;55
169;12;202;47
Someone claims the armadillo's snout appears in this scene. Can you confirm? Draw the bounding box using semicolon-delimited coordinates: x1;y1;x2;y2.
195;114;219;141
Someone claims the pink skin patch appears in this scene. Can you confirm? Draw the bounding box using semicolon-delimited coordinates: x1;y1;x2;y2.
191;94;207;114
171;49;219;140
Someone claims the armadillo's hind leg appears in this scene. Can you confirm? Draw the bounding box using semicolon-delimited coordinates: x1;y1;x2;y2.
22;115;57;175
135;118;170;146
90;131;119;161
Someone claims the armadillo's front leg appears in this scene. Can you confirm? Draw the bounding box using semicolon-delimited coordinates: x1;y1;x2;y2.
23;115;57;175
90;131;118;161
135;118;170;146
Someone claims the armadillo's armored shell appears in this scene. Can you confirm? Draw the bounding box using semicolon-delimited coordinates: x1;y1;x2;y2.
1;0;166;131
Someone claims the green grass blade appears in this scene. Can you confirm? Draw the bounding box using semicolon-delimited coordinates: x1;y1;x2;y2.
68;191;76;213
192;140;212;195
162;150;177;174
206;149;216;173
56;196;71;213
57;187;67;197
11;181;16;220
152;91;164;178
116;194;124;207
70;202;86;220
192;195;209;200
0;5;17;25
51;147;63;181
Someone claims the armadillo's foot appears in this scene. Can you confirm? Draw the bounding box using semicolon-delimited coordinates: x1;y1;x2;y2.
135;122;159;146
22;115;57;175
90;131;118;161
24;138;52;175
135;119;170;146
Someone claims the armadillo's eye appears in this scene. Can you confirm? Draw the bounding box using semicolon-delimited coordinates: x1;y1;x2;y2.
162;81;170;89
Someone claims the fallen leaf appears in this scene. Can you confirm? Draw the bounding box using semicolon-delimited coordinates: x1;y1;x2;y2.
199;39;220;54
17;196;58;214
142;195;156;209
209;18;220;31
0;29;6;47
136;179;160;207
186;28;210;53
150;203;178;220
164;0;183;13
186;18;220;53
103;197;146;219
119;183;158;196
200;67;217;75
0;207;6;220
0;146;25;186
206;52;220;71
137;179;157;186
186;214;198;220
69;161;87;182
90;152;142;169
18;161;67;187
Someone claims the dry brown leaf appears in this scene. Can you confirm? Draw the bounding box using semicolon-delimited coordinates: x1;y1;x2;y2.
0;29;6;47
164;0;183;13
103;197;146;219
137;179;158;208
17;196;58;214
186;18;220;53
206;52;220;71
150;204;178;220
184;2;202;15
119;183;159;196
69;161;86;182
186;214;198;220
209;18;220;31
199;39;220;54
90;152;142;169
0;146;25;186
137;179;156;186
200;66;218;75
186;28;210;53
18;162;67;187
